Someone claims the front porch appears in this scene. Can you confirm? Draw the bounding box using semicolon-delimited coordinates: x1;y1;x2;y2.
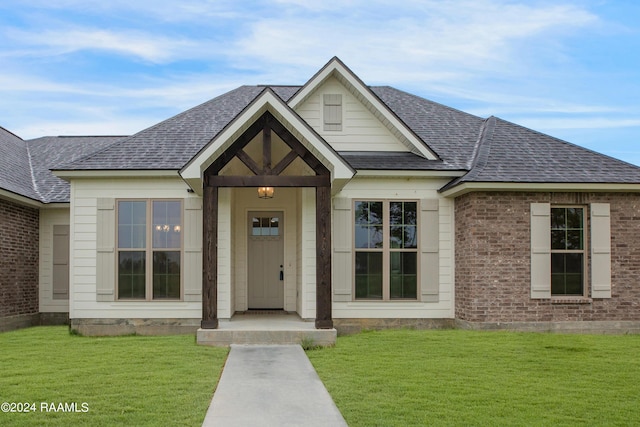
197;312;337;347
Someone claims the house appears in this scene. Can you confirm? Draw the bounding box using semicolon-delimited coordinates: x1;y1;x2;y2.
2;57;640;337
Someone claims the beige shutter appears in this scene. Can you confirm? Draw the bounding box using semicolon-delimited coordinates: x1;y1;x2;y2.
332;197;352;301
590;203;611;298
323;94;342;131
52;224;70;300
96;198;115;301
420;199;439;302
183;197;203;302
530;203;551;299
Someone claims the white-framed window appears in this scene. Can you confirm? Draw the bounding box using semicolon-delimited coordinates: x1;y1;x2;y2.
116;199;182;300
354;200;418;300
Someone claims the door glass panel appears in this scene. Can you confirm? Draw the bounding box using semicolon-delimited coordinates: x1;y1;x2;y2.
252;216;280;236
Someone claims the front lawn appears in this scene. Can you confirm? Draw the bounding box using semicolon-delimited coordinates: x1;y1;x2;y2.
0;326;227;426
307;329;640;426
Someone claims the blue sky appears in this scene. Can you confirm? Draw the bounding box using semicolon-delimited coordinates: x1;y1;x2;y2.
1;0;639;165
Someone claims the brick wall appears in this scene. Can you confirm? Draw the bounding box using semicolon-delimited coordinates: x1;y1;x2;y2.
0;198;39;319
455;192;640;323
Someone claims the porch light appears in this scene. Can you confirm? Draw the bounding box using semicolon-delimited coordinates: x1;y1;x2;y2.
257;186;274;199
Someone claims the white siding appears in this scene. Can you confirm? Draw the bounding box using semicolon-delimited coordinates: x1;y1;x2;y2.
300;188;316;320
295;76;408;152
39;208;70;313
331;177;455;319
218;188;232;318
69;177;202;319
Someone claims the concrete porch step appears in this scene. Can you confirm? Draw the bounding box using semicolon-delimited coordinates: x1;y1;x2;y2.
196;314;337;347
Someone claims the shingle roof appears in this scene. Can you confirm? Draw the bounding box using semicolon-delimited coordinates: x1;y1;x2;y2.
339;152;462;171
62;86;300;170
26;136;126;203
369;87;485;170
442;116;640;190
0;126;40;200
4;76;640;203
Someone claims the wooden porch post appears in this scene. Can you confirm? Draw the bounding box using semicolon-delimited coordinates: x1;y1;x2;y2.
315;185;333;329
201;184;219;329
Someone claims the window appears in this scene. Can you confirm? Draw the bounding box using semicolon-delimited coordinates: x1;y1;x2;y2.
550;207;585;296
354;200;418;300
117;200;182;300
323;94;342;131
251;216;280;236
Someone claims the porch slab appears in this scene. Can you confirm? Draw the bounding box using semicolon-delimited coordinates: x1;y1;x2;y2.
197;313;336;347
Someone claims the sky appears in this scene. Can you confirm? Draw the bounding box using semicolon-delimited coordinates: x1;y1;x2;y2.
1;0;639;166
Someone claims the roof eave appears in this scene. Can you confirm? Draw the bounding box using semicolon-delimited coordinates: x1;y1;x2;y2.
440;181;640;198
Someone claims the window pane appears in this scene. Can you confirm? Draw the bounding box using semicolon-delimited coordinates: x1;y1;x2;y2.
118;201;146;248
270;217;279;236
566;230;583;250
551;253;583;296
566;208;583;229
118;251;146;299
153;251;180;299
355;201;383;225
153;201;181;249
551;208;566;229
355;225;383;248
252;217;260;236
355;252;383;299
551;230;565;250
390;252;417;299
404;202;417;225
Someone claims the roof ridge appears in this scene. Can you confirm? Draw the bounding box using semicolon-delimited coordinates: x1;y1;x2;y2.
467;116;496;178
438;116;495;192
24;141;44;202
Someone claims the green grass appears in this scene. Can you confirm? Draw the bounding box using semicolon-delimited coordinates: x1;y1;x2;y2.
0;326;227;426
307;329;640;426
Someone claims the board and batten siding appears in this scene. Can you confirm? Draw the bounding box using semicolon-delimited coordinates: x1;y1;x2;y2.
39;208;71;313
295;76;408;152
331;177;455;319
69;178;202;320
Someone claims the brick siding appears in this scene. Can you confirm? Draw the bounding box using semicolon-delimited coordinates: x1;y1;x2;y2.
0;198;39;319
455;192;640;323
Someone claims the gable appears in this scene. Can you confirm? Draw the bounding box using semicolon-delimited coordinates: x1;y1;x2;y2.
180;88;355;194
295;76;408;153
289;57;438;160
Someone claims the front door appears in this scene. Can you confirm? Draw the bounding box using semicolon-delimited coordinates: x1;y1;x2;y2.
248;211;284;309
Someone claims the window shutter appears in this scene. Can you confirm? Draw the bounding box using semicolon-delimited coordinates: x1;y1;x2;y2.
183;197;203;302
52;225;70;300
332;197;352;301
96;198;115;301
590;203;611;298
420;199;439;302
530;203;551;299
323;94;342;131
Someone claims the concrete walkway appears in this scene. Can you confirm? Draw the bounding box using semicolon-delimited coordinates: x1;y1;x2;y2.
202;344;347;427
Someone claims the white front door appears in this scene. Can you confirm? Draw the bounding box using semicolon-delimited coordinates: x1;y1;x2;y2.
248;212;284;309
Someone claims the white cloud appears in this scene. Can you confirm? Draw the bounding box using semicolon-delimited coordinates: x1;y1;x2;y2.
5;27;200;63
